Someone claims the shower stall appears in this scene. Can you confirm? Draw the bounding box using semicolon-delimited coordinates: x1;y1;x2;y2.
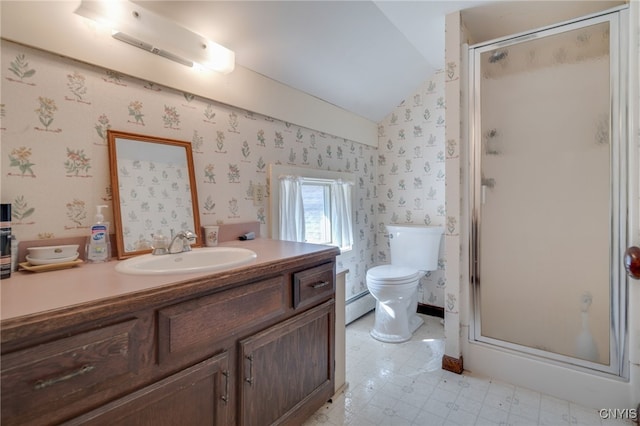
469;8;628;376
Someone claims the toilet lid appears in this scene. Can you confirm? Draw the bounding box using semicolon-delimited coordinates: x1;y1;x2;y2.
367;265;420;282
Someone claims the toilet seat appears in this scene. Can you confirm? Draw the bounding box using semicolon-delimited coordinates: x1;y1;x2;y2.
366;265;420;284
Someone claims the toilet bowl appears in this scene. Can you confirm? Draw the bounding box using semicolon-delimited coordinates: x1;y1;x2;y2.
366;224;443;343
367;265;422;343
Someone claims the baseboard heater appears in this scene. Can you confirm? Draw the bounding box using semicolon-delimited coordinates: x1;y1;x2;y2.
346;291;370;305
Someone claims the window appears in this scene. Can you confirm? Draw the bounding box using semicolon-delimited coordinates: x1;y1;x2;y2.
300;182;331;245
269;165;353;252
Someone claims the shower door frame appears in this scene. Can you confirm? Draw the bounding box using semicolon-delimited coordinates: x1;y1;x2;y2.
468;8;629;377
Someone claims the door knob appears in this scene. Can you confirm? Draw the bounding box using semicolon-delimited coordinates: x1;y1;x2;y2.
624;246;640;280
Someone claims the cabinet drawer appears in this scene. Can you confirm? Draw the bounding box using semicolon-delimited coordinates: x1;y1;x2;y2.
293;262;335;309
1;319;138;425
158;276;285;365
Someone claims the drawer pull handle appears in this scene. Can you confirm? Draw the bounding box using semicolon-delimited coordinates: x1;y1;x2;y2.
34;364;95;390
245;355;254;386
221;370;229;403
311;281;330;289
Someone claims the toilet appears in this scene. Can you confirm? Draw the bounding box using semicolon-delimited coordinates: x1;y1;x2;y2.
366;224;443;343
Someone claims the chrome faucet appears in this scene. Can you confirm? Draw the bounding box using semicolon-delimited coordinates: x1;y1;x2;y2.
168;230;197;254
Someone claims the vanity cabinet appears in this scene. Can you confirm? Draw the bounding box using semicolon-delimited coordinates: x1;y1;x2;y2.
1;244;337;426
239;300;334;426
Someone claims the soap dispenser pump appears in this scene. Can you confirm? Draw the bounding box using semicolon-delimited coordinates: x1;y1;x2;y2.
86;205;111;263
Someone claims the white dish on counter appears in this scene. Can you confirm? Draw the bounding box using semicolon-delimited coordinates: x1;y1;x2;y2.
26;253;79;266
26;244;80;259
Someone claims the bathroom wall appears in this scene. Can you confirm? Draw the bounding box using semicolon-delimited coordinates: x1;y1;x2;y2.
0;1;377;148
376;71;447;308
443;11;465;365
0;40;378;306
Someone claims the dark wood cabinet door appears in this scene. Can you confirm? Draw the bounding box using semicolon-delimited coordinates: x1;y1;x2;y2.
239;300;334;426
67;352;230;426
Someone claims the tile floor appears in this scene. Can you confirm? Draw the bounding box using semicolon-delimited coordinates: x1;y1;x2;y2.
305;312;635;426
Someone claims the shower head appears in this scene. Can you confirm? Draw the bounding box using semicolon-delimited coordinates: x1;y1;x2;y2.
489;50;508;63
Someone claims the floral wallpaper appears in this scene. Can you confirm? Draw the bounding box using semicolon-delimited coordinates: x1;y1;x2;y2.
444;10;464;360
0;40;383;307
376;71;447;308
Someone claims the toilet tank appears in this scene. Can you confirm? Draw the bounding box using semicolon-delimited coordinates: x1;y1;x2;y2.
387;224;443;271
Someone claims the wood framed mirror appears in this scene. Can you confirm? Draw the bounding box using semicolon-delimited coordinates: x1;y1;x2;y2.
107;130;201;259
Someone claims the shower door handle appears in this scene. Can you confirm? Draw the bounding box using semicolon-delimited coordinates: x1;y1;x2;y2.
624;246;640;280
480;178;495;205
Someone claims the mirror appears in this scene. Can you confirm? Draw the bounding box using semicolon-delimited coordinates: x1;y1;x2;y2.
107;130;201;259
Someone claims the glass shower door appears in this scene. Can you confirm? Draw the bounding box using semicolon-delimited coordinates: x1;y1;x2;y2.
471;13;626;374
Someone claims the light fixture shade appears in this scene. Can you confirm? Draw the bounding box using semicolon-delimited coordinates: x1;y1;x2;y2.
74;0;235;73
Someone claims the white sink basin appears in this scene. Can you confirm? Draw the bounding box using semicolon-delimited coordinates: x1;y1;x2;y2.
115;247;257;275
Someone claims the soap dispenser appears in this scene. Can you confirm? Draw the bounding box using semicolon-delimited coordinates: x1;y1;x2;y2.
86;205;111;263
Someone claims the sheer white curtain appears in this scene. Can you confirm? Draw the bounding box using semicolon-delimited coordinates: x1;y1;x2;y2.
331;180;353;251
278;176;305;242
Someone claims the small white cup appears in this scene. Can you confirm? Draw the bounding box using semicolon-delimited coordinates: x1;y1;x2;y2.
204;225;219;247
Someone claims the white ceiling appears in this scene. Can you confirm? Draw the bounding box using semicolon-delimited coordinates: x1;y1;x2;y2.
137;1;493;123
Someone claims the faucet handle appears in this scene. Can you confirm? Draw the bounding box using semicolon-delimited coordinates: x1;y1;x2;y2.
181;230;197;251
153;232;169;246
151;233;169;255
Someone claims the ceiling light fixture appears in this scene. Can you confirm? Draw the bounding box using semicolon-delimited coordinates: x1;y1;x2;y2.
74;0;235;74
